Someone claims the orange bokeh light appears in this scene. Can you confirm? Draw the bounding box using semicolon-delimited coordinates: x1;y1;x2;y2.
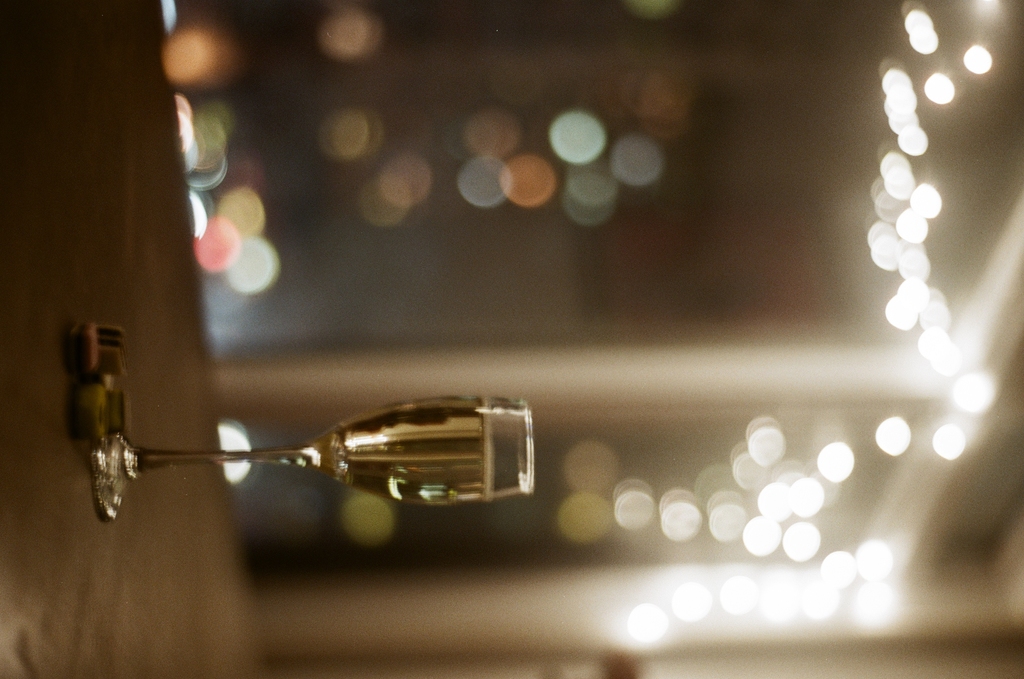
500;154;558;208
163;26;241;88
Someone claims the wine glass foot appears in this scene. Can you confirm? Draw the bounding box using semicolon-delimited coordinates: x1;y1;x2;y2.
90;434;137;521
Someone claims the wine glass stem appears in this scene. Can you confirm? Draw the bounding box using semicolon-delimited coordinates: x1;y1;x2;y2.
133;444;321;471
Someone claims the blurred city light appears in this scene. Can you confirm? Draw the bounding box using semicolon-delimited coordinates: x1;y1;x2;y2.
964;45;993;74
743;516;782;556
759;572;800;623
217;420;251;484
549;110;607;165
622;0;682;20
898;243;931;281
820;550;858;589
626;604;668;643
189;190;208;238
708;491;747;542
194;215;242;272
910;183;942;218
500;154;558;208
885;294;918;330
162;25;240;88
720;576;759;615
610;133;665;187
379;152;433;209
896;209;928;243
562;163;618;226
782;522;821;562
731;446;768;490
875;417;911;456
817;442;854;483
614;480;656;530
318;5;383;61
854;582;896;626
758;482;792;522
898;125;929;156
557;492;612;543
856;540;894;581
225;236;280;295
924;74;955;105
217;186;265;237
788;477;825;518
340;494;396;547
952;371;996;413
457;156;507;208
933;423;967;460
464;107;522;159
802;581;840;620
319;108;383;161
672;582;713;622
746;417;786;467
659;489;702;542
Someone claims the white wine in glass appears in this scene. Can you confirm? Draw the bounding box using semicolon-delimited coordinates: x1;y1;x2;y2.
91;397;534;520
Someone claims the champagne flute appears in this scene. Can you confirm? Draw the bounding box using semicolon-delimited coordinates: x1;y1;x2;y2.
91;396;533;521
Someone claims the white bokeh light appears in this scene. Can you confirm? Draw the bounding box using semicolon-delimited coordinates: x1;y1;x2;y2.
856;539;894;582
218;420;252;484
660;491;703;542
885;294;918;331
226;236;281;295
802;581;841;621
821;550;858;589
614;481;656;530
854;582;896;626
952;372;996;413
896;209;928;244
759;574;800;623
720;576;759;616
747;419;786;467
672;582;713;622
898;125;929;156
610;133;664;187
908;26;938;55
931;343;963;377
627;604;669;643
924;73;955;105
782;522;821;563
190;190;208;238
758;482;792;522
933;423;967;460
898;277;930;312
875;417;912;456
918;326;953;362
457;157;507;208
743;516;782;557
789;477;825;518
817;442;854;483
910;183;942;219
964;45;993;75
549;110;607;165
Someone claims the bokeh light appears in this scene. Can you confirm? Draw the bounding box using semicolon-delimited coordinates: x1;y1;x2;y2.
782;522;821;562
802;581;840;620
817;442;854;483
746;417;785;467
905;10;938;56
379;152;433;209
910;183;942;219
964;45;993;74
899;243;931;281
319;108;383;161
614;480;656;530
896;209;928;244
898;277;930;312
458;156;507;208
189;190;208;238
743;516;782;557
789;477;825;518
759;572;800;623
217;420;251;484
162;25;240;88
557;492;613;543
732;445;768;490
720;576;759;616
659;489;702;542
881;151;915;200
885;294;918;331
225;236;280;295
340;493;396;547
898;125;929;156
931;342;963;377
869;222;900;271
855;582;896;626
176;93;195;153
194;215;242;272
856;539;894;581
952;371;996;413
622;0;682;20
610;133;664;187
820;550;858;589
924;73;955;105
707;491;747;542
563;440;619;492
359;177;408;227
757;482;792;523
549;110;607;165
217;186;265;237
464;107;522;159
562;163;618;226
933;423;966;460
672;582;713;622
875;417;911;456
318;5;383;61
627;604;668;643
500;154;558;208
